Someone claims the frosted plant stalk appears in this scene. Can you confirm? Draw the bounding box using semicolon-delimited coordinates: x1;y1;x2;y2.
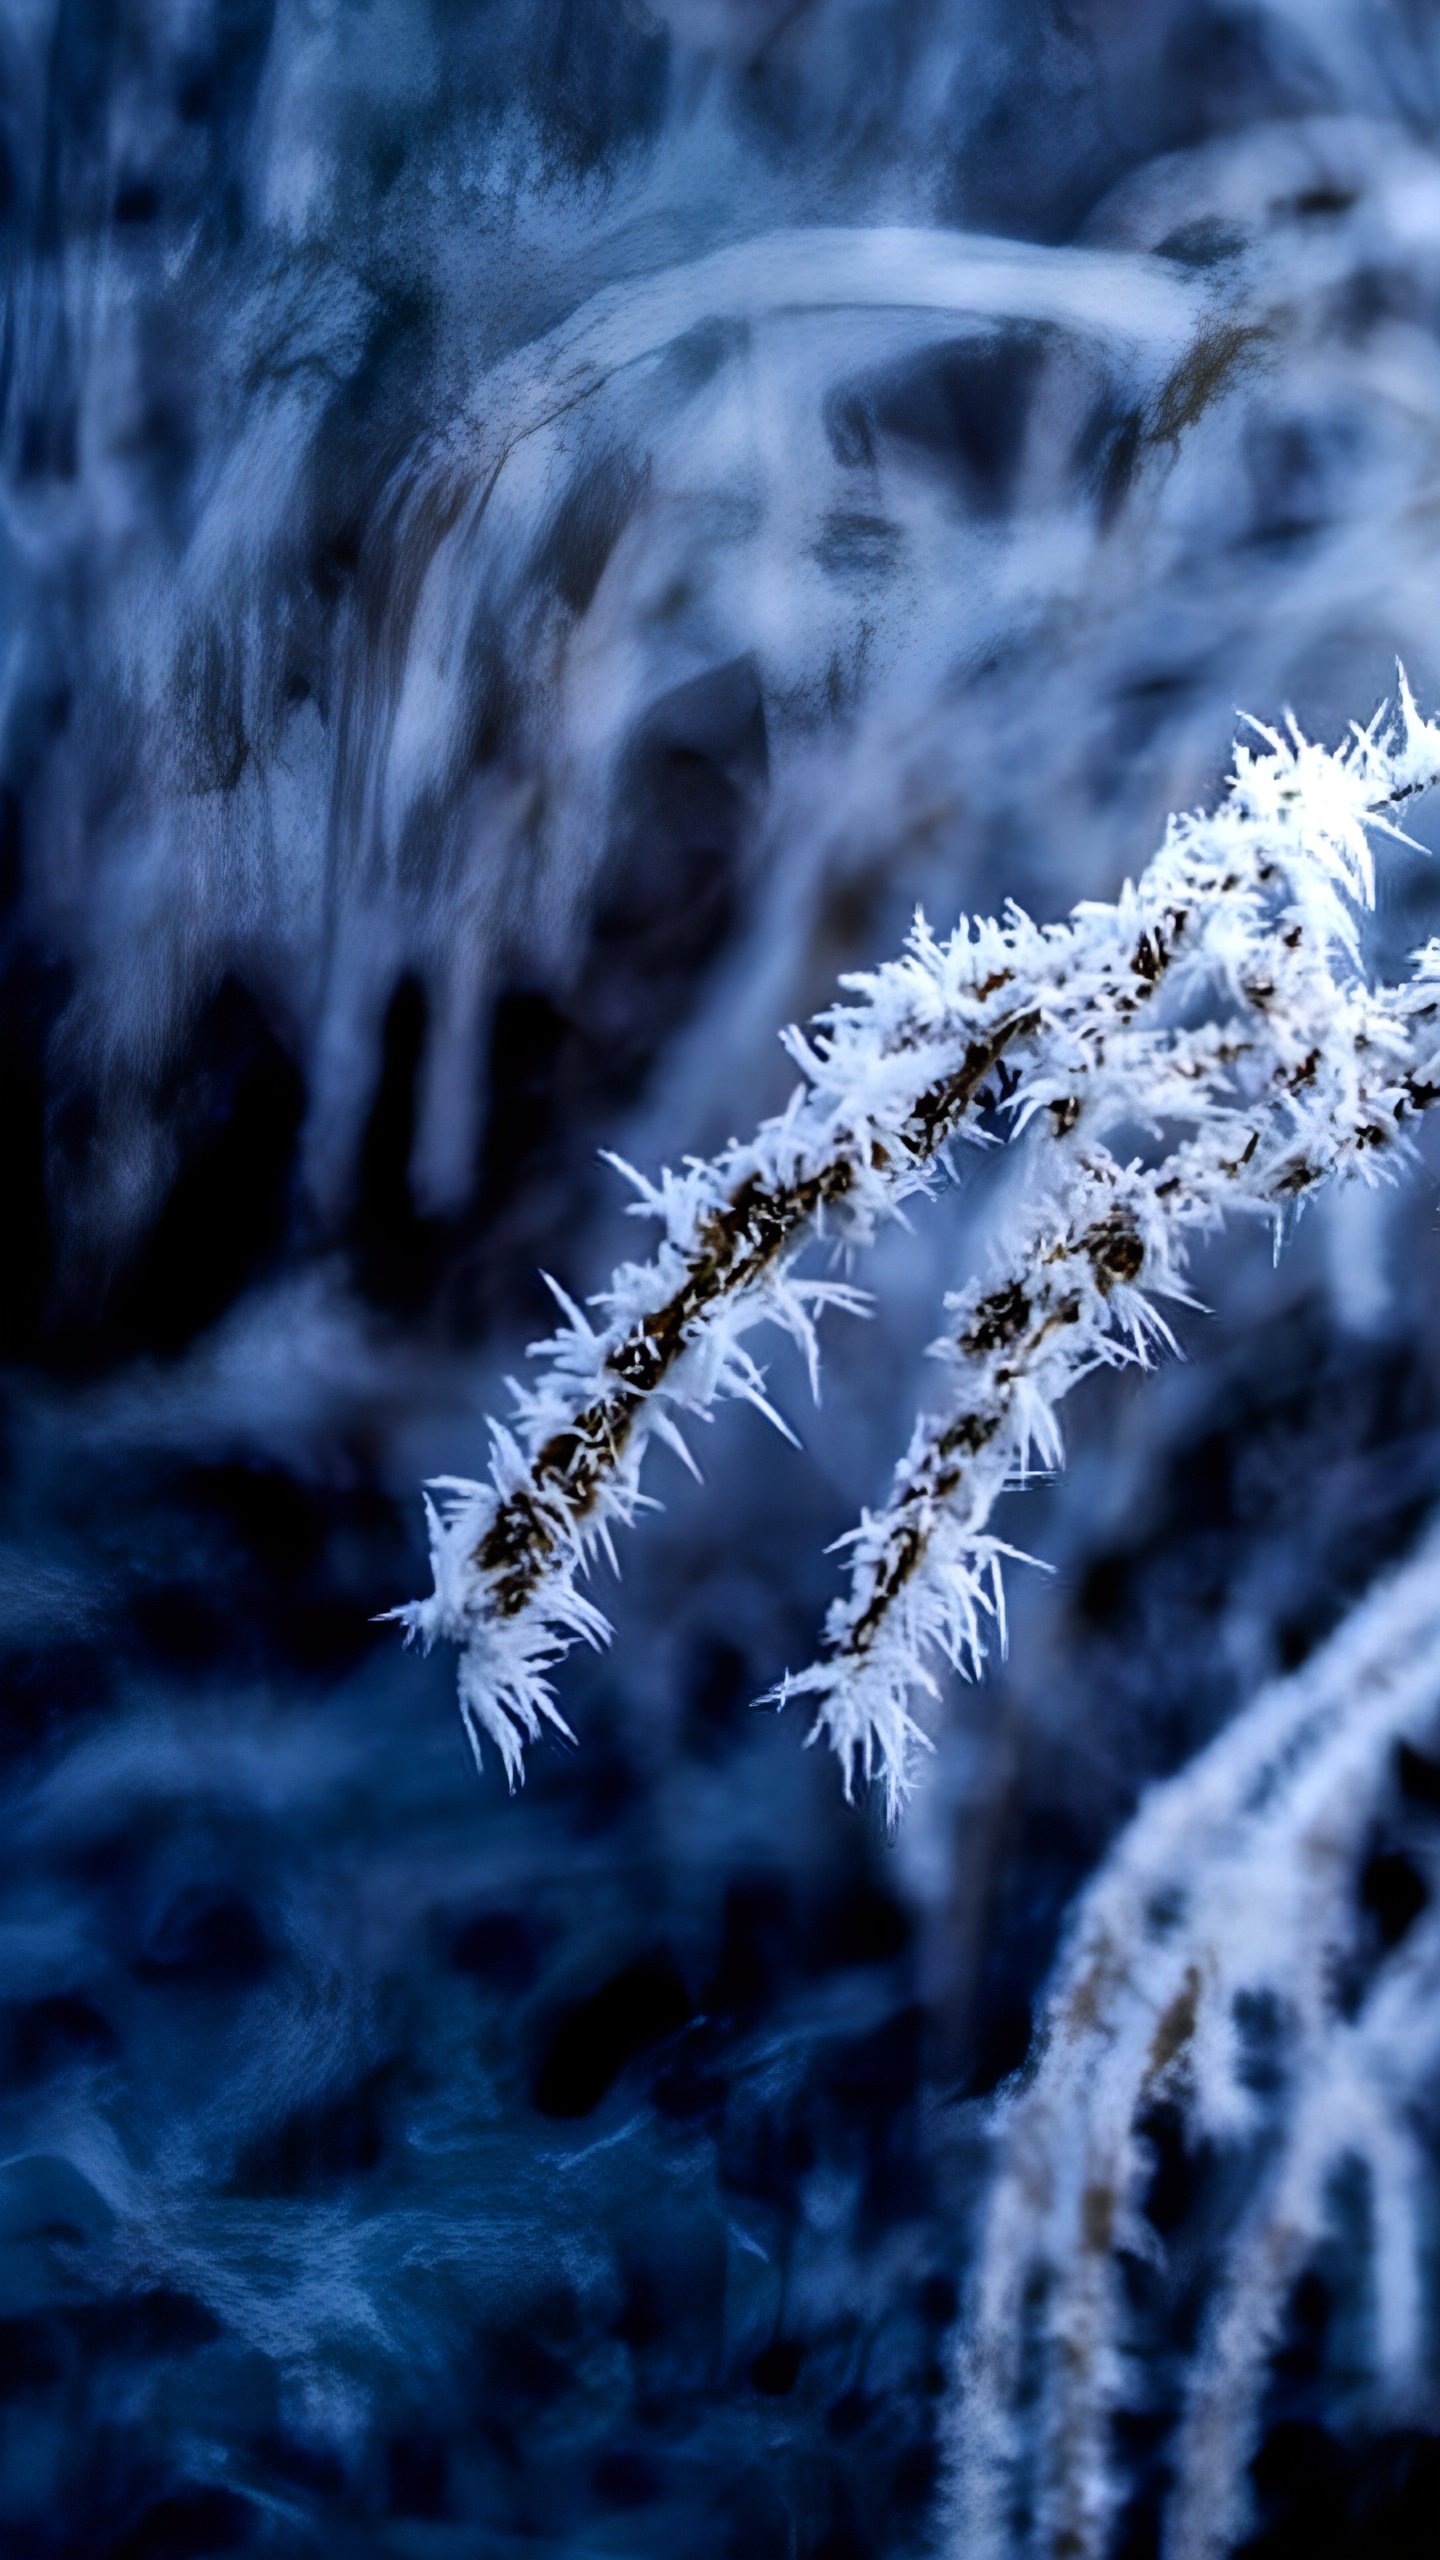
782;946;1440;1814
393;686;1440;1792
952;1514;1440;2559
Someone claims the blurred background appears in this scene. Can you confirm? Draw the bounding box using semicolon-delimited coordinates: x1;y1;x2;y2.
5;4;1440;2552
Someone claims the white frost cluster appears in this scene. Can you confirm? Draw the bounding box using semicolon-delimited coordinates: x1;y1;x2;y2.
394;684;1440;1802
953;1513;1440;2559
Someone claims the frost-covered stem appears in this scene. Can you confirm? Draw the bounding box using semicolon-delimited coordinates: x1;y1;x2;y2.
461;1004;1031;1621
392;991;1049;1777
447;928;1197;1627
1165;1919;1440;2560
394;683;1440;1785
952;1517;1440;2560
385;875;1174;1776
785;921;1440;1817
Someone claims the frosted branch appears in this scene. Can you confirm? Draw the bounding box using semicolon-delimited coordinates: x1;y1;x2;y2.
393;683;1440;1790
784;951;1440;1816
953;1514;1440;2559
